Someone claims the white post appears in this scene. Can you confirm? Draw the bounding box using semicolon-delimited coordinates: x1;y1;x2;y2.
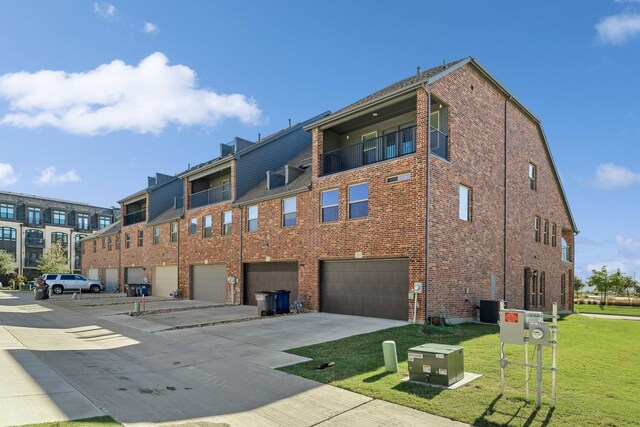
551;302;558;408
536;344;543;408
525;342;529;402
499;300;505;395
413;292;418;324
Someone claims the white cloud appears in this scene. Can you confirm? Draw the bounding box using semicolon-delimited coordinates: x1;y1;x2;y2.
143;22;159;35
0;52;262;135
0;163;18;186
596;13;640;44
34;167;80;185
93;2;117;19
591;163;640;189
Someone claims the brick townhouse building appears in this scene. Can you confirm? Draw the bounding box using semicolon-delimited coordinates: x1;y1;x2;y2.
82;57;577;322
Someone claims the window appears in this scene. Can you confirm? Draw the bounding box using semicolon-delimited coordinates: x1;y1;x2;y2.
222;211;232;235
203;215;212;237
108;236;112;251
171;222;178;242
459;185;472;221
386;173;411;183
0;203;15;219
77;213;89;230
116;234;120;250
362;132;378;164
138;230;144;247
102;237;106;249
321;189;339;222
99;216;111;229
543;220;549;245
551;223;557;247
348;183;369;219
189;218;197;235
528;163;537;190
530;270;538;307
561;274;566;306
28;207;41;225
93;240;97;253
125;232;130;249
222;179;231;200
153;226;160;244
247;206;258;232
282;197;297;227
51;232;68;247
53;210;66;225
534;216;541;242
0;227;17;260
430;110;440;130
539;271;546;307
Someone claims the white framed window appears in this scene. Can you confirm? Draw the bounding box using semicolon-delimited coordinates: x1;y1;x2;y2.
543;220;549;245
125;232;130;249
348;183;369;219
77;213;89;230
459;185;472;221
189;218;197;235
551;223;557;247
99;216;111;229
528;163;537;190
386;173;411;183
282;197;297;227
430;110;441;130
138;230;144;247
108;236;112;251
534;216;541;242
0;203;14;220
222;210;232;235
247;205;258;232
203;215;212;237
321;189;339;222
170;222;178;243
153;226;160;244
53;210;66;225
102;237;106;249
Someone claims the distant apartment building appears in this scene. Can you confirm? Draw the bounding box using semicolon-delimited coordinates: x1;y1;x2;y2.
82;57;577;322
0;191;119;280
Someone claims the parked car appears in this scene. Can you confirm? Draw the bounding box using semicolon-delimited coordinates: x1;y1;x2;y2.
41;274;104;295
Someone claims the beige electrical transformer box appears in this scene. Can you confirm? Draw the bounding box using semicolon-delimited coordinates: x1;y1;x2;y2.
407;343;464;386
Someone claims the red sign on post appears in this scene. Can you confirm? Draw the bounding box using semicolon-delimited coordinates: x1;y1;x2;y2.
504;312;519;323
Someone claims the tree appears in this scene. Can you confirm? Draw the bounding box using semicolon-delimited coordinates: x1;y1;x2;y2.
0;249;14;276
37;243;69;274
573;276;585;296
588;266;613;304
623;275;638;303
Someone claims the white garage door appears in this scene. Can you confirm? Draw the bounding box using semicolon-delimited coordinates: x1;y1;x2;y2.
87;268;99;279
154;265;177;297
126;267;145;284
105;268;118;292
192;264;226;303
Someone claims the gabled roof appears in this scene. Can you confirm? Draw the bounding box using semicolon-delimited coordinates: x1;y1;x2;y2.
234;147;312;206
303;57;578;233
81;221;121;241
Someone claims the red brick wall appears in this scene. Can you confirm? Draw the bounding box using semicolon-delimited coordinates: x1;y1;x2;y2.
81;235;120;285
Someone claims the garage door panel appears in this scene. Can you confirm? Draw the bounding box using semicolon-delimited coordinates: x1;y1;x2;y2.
105;268;118;292
244;263;298;306
126;267;145;284
87;268;99;280
321;259;409;321
192;265;226;303
154;266;177;297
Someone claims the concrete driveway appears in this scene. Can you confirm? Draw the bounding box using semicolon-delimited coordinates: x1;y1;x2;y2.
0;291;468;427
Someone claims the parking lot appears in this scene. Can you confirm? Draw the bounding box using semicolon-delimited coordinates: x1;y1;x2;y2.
0;290;466;426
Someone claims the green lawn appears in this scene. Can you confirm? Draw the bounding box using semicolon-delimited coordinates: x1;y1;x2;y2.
574;303;640;316
280;315;639;426
21;416;120;427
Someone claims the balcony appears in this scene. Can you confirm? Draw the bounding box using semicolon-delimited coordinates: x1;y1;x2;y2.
189;183;231;209
430;126;449;160
25;237;45;248
124;209;146;226
174;196;184;209
322;126;416;175
562;246;572;262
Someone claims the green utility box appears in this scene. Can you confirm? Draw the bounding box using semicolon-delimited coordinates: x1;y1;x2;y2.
407;343;464;386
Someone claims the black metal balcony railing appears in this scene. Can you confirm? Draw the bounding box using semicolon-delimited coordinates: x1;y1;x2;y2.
124;209;146;226
189;183;231;209
323;126;416;175
25;237;45;247
562;246;572;262
430;126;449;160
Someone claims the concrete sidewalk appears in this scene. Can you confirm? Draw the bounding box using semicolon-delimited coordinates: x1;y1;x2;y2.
0;291;470;427
578;312;640;321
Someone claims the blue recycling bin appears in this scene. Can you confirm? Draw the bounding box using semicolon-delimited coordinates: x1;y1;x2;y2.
139;284;149;297
273;290;291;314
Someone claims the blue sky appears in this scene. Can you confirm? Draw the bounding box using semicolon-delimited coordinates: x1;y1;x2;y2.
0;1;639;280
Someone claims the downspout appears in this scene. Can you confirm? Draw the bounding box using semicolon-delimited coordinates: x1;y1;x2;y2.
504;95;512;301
176;219;180;299
421;82;431;323
238;206;243;305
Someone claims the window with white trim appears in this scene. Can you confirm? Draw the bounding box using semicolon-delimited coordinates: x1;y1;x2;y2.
321;189;338;222
170;222;178;243
529;163;537;190
222;211;232;235
348;183;368;219
247;205;258;232
189;218;197;235
203;215;212;237
153;226;160;245
459;185;472;221
282;197;297;227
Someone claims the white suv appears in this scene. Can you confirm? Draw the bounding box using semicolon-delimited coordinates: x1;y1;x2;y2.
41;274;104;295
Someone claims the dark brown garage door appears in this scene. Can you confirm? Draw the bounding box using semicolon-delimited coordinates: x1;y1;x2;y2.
244;263;298;306
321;259;409;321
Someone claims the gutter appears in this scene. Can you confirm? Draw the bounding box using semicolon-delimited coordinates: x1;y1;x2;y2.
421;82;432;324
